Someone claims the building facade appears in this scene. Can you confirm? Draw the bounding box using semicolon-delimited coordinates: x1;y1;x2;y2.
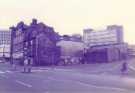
10;19;60;66
84;43;128;63
83;25;127;63
57;40;84;57
83;25;123;47
0;30;11;58
127;45;135;57
56;40;84;65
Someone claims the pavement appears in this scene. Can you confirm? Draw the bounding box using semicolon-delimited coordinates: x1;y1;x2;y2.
0;59;135;93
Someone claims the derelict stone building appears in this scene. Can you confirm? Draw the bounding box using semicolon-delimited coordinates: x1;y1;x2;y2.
10;19;60;66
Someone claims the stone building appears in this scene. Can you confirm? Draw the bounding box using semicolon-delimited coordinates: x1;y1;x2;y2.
10;19;60;66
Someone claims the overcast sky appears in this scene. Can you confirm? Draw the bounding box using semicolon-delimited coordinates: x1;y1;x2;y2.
0;0;135;44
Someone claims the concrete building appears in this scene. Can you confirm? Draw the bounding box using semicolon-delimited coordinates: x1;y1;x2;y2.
0;30;11;58
83;25;123;47
57;40;84;57
85;43;128;63
57;40;84;65
83;25;127;63
127;45;135;57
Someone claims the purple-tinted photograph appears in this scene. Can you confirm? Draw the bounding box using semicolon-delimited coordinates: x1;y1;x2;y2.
0;0;135;93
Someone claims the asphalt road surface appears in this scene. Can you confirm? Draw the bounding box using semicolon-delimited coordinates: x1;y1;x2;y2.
0;61;135;93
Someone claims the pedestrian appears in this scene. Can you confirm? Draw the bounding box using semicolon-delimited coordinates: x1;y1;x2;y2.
64;58;68;66
24;58;28;73
12;63;16;70
121;62;128;75
27;57;32;73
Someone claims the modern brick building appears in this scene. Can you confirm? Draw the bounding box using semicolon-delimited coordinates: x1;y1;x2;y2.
10;19;60;66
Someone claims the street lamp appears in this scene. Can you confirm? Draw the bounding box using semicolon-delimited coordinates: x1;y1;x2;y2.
2;43;5;63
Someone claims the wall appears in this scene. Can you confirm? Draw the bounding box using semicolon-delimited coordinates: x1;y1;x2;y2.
57;40;84;57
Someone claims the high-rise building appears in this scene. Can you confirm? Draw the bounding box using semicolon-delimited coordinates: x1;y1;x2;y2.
83;25;123;47
83;25;127;62
0;30;11;57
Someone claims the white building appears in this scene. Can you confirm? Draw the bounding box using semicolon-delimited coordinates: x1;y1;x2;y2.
127;45;135;57
0;30;11;57
83;25;128;62
83;25;123;47
56;40;84;57
0;45;10;57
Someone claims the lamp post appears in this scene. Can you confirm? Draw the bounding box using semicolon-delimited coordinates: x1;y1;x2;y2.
2;44;5;63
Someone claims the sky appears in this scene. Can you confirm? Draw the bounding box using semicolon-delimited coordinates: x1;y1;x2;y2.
0;0;135;44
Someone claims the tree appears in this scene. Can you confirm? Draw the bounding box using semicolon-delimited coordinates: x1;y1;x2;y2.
71;34;82;42
62;35;71;41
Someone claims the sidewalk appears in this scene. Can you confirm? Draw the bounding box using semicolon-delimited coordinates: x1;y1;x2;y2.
2;58;135;76
34;59;135;78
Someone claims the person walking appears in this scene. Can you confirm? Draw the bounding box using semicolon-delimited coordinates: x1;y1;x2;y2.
23;58;28;73
27;57;32;73
121;62;128;75
12;63;17;70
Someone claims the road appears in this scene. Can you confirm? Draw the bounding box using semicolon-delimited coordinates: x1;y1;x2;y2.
0;61;135;93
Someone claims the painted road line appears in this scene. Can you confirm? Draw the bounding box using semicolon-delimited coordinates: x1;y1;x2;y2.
0;70;5;74
76;81;129;92
32;69;49;72
39;68;50;70
47;76;129;92
15;80;32;88
54;68;74;72
47;77;72;83
5;70;13;73
129;66;135;71
76;81;93;87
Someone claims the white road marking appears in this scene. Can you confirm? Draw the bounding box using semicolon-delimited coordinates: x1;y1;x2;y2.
47;76;128;92
0;71;5;74
15;80;32;88
76;81;128;92
129;66;135;71
32;69;49;72
39;68;50;70
55;68;73;72
76;81;93;87
47;77;71;83
5;70;13;73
